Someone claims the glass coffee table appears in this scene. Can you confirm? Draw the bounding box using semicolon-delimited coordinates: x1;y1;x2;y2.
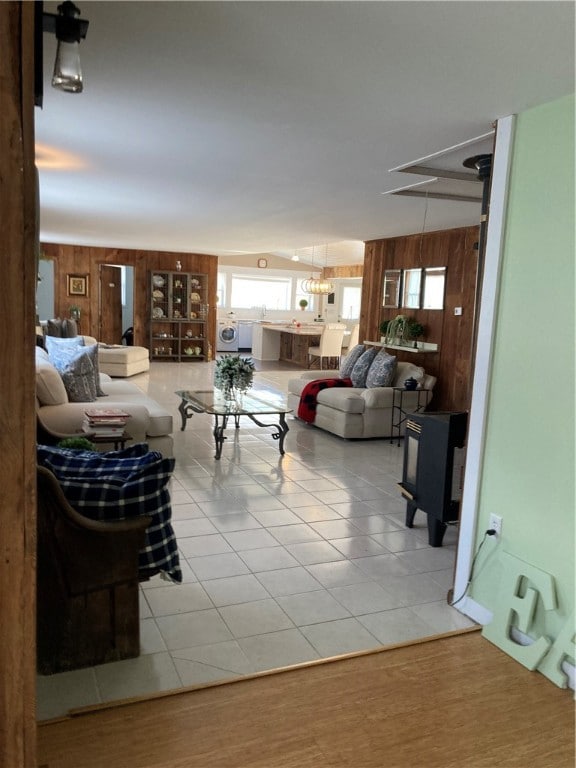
176;389;292;459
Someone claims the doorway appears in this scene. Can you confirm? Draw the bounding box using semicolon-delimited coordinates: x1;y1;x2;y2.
99;264;134;344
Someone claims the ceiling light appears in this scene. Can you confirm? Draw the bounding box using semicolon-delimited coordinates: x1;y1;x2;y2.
301;277;335;295
42;1;90;94
301;245;334;295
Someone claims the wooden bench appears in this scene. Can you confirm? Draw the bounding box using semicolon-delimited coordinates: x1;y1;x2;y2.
36;465;152;674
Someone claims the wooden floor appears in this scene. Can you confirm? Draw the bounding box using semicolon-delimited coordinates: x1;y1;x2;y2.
37;629;574;768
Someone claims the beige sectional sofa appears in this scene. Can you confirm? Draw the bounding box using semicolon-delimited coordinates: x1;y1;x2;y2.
96;343;150;377
287;359;436;440
36;344;173;456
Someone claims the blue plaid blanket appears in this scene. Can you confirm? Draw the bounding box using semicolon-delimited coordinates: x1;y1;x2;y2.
37;443;182;583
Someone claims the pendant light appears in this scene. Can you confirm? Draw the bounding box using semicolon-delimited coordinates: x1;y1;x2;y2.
301;245;334;295
42;1;90;95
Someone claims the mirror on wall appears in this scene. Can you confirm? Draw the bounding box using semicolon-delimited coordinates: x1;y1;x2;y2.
423;267;446;310
402;268;422;309
382;269;402;308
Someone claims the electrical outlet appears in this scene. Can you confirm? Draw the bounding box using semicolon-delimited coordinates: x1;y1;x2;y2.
489;513;503;537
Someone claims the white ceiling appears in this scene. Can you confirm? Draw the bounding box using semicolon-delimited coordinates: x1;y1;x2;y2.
36;1;574;267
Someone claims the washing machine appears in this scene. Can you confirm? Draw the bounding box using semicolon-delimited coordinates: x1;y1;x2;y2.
217;320;239;352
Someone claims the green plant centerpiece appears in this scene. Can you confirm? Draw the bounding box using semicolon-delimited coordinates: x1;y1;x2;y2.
298;299;308;310
214;355;255;407
382;315;425;347
384;314;408;345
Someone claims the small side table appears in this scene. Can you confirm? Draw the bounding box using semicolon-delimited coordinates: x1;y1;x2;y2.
88;432;132;451
390;388;430;446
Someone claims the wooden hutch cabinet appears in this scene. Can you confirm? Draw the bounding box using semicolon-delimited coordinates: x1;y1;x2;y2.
149;270;209;362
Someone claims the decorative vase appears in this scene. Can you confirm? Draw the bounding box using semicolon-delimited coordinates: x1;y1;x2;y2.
231;388;244;410
404;377;418;391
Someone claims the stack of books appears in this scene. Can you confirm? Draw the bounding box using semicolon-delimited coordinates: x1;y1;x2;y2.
82;408;131;437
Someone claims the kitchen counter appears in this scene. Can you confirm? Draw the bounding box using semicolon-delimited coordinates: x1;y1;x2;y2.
252;323;349;366
252;323;323;363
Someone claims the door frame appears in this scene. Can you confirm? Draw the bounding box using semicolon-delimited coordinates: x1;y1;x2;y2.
453;115;515;622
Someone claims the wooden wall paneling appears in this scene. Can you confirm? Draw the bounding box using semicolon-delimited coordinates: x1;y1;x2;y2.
362;226;479;411
323;265;364;279
0;3;37;766
40;244;218;353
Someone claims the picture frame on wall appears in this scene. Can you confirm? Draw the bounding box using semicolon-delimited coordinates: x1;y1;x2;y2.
67;274;89;297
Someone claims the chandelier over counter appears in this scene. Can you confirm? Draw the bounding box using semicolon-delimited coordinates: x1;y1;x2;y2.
300;245;334;295
301;276;335;295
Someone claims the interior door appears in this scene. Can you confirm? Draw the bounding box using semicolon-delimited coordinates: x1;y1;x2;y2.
99;265;123;344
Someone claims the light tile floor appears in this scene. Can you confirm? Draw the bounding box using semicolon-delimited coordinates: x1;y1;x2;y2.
37;359;475;720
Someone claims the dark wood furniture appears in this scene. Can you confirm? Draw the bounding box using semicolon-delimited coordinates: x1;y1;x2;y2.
36;466;151;674
149;269;209;362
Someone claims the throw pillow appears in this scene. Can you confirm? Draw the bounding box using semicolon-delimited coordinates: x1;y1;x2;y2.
366;350;397;388
339;344;366;378
46;337;107;398
45;335;84;367
37;447;181;583
61;318;78;337
59;347;98;402
46;318;64;337
350;347;378;387
88;344;108;397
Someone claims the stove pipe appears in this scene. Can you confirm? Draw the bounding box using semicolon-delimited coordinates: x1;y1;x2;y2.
463;153;493;408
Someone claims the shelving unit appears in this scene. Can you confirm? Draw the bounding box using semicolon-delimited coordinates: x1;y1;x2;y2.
363;340;439;354
150;271;208;362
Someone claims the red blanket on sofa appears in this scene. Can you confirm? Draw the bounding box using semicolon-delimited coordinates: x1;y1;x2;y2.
297;377;353;423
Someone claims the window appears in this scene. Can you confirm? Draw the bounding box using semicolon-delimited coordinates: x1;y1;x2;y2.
341;285;361;320
294;284;312;311
216;272;227;308
231;275;292;310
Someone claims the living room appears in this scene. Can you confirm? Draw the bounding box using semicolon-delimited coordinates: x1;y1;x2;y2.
2;3;574;766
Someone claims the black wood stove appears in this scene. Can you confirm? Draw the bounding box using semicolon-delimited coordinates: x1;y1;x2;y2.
398;411;468;547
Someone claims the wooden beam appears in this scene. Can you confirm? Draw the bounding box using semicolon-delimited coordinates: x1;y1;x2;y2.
0;3;37;766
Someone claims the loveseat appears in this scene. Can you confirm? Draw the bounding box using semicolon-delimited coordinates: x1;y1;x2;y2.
287;345;436;440
36;339;173;457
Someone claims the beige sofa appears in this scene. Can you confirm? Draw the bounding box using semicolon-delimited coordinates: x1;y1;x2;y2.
287;360;436;440
36;345;173;456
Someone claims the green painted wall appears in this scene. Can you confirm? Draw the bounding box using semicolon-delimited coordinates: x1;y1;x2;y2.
470;94;575;640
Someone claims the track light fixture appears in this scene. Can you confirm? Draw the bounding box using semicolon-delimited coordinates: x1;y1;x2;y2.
42;1;89;95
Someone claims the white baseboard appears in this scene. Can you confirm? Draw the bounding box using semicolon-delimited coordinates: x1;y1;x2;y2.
455;598;575;691
457;596;493;626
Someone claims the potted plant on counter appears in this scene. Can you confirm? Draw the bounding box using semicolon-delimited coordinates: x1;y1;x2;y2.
299;299;309;311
